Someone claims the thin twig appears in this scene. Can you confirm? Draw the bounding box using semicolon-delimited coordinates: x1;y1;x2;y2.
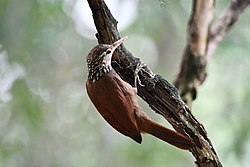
207;0;250;58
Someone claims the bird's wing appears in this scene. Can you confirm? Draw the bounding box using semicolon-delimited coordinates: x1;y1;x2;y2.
86;72;142;143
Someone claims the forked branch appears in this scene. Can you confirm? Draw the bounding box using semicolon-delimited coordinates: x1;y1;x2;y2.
175;0;250;106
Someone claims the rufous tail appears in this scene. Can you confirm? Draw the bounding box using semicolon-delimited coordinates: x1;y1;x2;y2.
136;113;193;150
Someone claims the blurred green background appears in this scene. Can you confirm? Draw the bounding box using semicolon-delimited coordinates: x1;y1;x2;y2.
1;0;250;167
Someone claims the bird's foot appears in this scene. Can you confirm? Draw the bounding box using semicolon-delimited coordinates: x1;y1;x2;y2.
134;62;146;88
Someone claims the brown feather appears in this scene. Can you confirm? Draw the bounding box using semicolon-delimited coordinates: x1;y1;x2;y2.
86;69;142;143
86;69;194;149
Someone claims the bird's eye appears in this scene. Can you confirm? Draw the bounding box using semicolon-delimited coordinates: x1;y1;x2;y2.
106;49;111;54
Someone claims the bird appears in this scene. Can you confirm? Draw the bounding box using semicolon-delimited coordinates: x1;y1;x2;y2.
85;36;193;150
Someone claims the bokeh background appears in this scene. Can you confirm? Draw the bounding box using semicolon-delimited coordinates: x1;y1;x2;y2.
1;0;250;167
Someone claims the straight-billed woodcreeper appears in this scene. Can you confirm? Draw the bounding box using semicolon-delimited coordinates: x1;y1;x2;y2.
86;36;193;150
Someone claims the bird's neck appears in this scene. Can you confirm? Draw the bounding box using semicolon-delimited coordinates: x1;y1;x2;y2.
88;62;112;82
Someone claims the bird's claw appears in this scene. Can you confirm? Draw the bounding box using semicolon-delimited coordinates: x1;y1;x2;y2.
134;62;146;88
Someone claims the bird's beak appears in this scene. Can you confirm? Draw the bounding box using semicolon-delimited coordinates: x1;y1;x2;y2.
111;36;128;51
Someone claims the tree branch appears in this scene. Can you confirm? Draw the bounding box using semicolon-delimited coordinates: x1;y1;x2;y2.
174;0;215;107
87;0;222;166
207;0;250;58
174;0;250;106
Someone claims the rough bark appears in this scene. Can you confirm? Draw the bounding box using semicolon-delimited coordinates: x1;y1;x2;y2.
87;0;223;166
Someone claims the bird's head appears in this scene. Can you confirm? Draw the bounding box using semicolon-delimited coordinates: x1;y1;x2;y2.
86;36;128;82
